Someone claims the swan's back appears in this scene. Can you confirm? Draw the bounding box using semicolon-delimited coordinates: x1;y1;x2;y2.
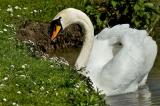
86;24;157;96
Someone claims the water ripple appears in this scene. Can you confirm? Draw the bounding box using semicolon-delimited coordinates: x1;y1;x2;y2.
105;71;160;106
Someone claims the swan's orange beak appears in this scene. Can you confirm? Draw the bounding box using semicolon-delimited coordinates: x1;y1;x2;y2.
51;25;62;41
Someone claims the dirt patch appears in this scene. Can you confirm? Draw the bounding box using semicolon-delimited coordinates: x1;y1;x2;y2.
17;21;83;65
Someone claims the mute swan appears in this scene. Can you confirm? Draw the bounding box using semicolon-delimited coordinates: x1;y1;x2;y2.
49;8;157;96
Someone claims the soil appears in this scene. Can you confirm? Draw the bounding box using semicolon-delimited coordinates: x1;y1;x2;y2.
17;21;83;65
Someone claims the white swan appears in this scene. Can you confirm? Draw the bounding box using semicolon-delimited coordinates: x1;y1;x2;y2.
49;8;157;96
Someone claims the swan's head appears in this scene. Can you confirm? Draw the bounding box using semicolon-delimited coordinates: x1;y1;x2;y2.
48;8;94;42
48;8;94;70
48;17;63;41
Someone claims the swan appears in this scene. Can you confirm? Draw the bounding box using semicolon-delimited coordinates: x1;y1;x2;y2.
49;8;157;96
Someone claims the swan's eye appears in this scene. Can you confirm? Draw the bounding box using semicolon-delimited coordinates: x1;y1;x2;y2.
49;17;62;41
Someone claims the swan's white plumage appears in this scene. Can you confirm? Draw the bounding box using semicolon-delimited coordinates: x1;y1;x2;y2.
87;25;157;95
53;8;157;96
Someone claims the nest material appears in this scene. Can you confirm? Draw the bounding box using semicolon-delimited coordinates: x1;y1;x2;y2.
17;21;83;65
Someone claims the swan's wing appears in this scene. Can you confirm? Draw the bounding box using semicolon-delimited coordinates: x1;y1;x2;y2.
87;24;157;95
87;25;136;93
86;38;113;74
87;24;131;70
96;24;130;40
139;36;157;86
86;37;114;88
97;28;157;95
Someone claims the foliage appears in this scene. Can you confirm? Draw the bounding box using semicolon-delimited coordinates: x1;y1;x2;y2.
84;0;160;35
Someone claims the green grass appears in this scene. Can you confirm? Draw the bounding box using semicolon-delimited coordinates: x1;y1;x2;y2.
0;0;105;106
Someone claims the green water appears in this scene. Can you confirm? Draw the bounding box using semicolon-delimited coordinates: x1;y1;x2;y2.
49;47;81;66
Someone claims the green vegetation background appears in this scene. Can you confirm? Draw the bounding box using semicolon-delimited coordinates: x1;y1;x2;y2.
0;0;159;106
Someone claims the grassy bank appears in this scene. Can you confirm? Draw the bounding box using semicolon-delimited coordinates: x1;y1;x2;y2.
0;0;105;106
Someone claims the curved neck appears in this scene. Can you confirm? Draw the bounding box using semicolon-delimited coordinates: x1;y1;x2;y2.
74;19;94;70
54;8;94;69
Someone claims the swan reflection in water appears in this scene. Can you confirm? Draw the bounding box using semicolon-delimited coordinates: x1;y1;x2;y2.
105;85;152;106
106;74;160;106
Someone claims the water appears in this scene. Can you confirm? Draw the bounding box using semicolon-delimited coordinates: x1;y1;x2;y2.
49;47;81;65
105;71;160;106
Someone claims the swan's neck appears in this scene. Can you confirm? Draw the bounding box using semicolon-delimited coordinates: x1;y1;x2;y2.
54;8;94;70
75;20;94;70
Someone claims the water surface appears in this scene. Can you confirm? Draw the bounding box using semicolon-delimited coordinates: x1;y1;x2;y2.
105;70;160;106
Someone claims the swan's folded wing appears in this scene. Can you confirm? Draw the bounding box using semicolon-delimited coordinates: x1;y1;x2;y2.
96;28;156;95
96;24;130;40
